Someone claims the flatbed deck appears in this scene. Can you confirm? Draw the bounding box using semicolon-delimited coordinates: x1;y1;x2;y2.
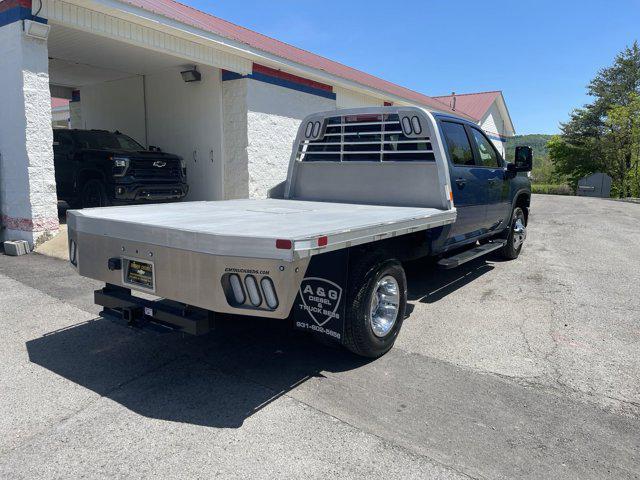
68;199;456;261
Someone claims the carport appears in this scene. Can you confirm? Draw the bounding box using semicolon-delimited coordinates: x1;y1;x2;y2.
0;0;252;245
48;24;227;201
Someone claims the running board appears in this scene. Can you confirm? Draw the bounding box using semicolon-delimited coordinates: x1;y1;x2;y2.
437;240;506;269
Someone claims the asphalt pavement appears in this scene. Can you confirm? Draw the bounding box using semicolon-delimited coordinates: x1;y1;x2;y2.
0;194;638;479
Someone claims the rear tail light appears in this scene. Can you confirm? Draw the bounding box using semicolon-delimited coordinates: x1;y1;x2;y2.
260;277;279;309
244;275;262;306
228;274;245;304
69;239;77;266
222;273;280;311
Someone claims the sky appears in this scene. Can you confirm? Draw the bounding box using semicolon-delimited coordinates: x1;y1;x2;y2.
188;0;640;135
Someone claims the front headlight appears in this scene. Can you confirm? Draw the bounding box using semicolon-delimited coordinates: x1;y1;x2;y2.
111;156;130;177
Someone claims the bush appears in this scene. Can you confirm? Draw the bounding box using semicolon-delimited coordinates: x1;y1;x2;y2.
531;184;573;195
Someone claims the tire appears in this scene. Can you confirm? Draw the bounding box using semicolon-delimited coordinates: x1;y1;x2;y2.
343;254;407;358
80;180;110;208
500;206;527;260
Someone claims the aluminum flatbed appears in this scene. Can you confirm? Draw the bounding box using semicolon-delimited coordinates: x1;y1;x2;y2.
68;106;490;357
69;199;456;262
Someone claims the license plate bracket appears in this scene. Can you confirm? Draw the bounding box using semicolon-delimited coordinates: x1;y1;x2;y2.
123;258;155;292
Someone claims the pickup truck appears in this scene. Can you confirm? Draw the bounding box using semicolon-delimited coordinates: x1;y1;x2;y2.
53;129;189;208
67;106;532;358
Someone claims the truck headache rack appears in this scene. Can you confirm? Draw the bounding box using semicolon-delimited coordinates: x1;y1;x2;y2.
298;113;435;162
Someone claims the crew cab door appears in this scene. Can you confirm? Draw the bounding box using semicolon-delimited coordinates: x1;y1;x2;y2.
467;127;511;230
440;120;488;241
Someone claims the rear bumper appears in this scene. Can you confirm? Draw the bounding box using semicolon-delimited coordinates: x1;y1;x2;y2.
67;229;310;319
111;182;189;203
96;284;212;335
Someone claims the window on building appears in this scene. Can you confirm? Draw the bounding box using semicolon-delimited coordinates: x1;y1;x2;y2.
441;121;474;166
470;128;501;168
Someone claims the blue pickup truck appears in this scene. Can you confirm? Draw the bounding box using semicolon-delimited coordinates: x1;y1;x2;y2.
67;106;531;358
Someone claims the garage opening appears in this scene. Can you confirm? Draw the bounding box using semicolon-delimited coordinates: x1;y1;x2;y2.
47;23;225;215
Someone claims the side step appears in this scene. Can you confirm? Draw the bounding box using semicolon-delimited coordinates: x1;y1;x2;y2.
437;240;506;269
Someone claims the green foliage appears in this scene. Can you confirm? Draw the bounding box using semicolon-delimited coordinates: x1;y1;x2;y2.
549;41;640;198
531;184;573;195
506;134;559;184
505;134;552;160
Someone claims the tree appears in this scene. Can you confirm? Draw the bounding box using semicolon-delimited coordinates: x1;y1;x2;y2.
549;42;640;196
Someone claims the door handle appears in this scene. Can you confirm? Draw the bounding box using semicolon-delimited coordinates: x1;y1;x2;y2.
455;178;467;188
488;177;499;184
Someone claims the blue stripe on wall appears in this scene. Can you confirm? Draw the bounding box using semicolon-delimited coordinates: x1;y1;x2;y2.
487;134;507;143
222;70;336;100
0;7;47;27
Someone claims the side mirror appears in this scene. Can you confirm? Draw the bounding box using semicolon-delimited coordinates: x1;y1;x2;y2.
513;145;533;172
148;145;162;153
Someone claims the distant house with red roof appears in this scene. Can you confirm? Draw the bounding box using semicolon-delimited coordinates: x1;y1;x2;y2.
433;91;515;157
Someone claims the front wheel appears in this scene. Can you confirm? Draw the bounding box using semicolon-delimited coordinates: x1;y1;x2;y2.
500;206;527;260
343;256;407;358
80;180;110;208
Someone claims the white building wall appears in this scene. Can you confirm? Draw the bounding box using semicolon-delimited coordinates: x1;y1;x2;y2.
245;80;336;199
74;66;225;201
480;102;507;157
145;65;224;201
335;86;383;109
222;78;336;200
78;76;146;144
0;22;58;245
222;79;249;199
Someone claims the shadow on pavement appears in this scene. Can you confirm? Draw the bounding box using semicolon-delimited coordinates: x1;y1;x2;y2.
26;313;370;429
405;256;495;304
24;252;498;430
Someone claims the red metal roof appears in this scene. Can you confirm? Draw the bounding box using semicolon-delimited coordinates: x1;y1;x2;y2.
432;91;501;122
118;0;458;113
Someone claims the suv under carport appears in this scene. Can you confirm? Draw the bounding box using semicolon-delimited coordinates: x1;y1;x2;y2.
53;129;189;208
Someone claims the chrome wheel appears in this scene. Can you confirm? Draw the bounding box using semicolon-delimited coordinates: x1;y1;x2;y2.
369;275;400;338
512;212;527;250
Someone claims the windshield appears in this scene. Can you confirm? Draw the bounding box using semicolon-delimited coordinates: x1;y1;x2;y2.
74;131;144;151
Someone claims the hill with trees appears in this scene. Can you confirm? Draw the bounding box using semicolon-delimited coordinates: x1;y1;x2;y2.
506;134;555;184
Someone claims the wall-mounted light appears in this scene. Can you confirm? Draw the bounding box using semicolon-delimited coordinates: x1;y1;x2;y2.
181;67;201;83
23;20;50;40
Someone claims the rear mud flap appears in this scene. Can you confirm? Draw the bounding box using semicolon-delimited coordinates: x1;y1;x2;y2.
293;249;349;342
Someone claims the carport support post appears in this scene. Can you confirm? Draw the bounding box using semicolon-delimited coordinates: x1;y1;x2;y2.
0;20;59;247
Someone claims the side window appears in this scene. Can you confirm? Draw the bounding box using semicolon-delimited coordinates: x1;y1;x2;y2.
441;121;475;166
470;128;500;168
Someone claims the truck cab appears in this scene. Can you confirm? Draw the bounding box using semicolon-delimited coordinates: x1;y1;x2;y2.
435;114;531;253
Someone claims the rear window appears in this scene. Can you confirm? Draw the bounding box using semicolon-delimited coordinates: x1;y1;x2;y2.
299;113;435;162
72;131;144;151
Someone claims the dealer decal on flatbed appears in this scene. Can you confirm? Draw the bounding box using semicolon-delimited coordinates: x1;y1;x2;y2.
293;249;348;341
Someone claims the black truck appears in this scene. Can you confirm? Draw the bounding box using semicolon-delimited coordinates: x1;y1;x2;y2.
53;129;189;208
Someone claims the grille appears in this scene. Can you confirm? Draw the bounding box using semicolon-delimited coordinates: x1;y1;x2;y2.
129;158;181;180
298;113;435;162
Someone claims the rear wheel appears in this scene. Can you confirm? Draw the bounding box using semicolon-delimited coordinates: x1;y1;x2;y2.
80;180;110;208
343;255;407;358
500;206;527;259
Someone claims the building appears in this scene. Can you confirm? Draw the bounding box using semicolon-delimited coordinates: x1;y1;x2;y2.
433;91;515;158
0;0;511;246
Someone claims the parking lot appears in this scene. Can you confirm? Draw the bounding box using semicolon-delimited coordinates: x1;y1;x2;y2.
1;194;639;479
